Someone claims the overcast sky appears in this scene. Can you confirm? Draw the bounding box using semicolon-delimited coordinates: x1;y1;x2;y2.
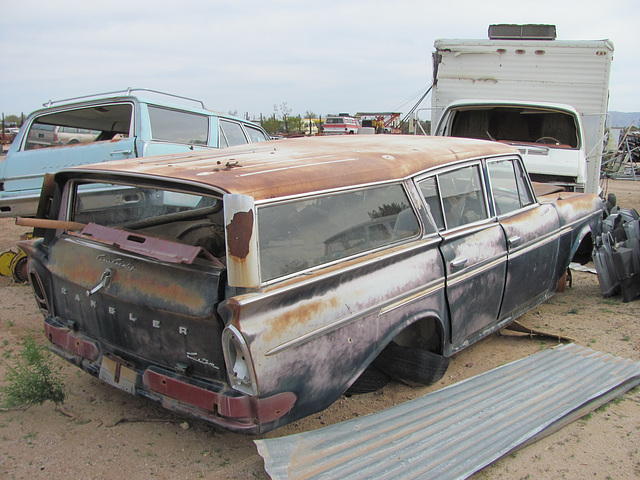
1;0;638;120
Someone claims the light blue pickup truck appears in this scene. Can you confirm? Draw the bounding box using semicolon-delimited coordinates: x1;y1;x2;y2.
0;88;269;217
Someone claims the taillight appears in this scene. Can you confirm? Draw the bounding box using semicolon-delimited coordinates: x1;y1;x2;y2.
28;267;51;316
222;325;258;396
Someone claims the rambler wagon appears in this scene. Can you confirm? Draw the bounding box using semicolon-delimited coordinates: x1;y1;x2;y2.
18;135;603;433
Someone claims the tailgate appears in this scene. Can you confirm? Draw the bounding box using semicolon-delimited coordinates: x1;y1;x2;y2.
42;234;226;380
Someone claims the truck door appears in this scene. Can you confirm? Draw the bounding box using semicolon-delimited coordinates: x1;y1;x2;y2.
417;164;508;349
487;157;560;320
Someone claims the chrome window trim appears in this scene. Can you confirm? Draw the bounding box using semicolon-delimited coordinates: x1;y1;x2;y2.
255;182;424;286
485;155;538;217
241;236;442;306
414;159;492;234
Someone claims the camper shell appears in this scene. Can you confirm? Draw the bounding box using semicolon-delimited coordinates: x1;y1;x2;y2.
431;27;614;194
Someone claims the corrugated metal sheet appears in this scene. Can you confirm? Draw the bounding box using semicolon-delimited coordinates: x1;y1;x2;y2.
254;343;640;480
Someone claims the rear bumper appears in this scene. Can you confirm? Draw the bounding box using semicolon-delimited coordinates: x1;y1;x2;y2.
43;319;296;434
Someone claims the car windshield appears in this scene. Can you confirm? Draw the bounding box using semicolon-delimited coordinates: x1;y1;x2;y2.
450;107;579;148
24;104;132;150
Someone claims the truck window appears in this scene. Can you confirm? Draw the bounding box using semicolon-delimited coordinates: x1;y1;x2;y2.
450;107;578;147
219;120;248;147
148;106;209;145
24;103;132;150
245;125;269;143
257;185;419;281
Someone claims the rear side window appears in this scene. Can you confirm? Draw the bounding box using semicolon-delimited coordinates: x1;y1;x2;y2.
148;106;208;145
257;185;419;281
488;158;535;215
219;120;248;147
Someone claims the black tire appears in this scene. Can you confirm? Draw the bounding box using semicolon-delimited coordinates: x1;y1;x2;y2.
345;365;391;396
373;341;450;386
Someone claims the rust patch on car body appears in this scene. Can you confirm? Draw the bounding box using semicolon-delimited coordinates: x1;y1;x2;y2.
227;210;253;260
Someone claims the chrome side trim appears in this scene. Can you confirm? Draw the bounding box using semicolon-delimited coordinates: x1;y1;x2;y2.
265;278;445;357
447;254;507;288
507;229;563;260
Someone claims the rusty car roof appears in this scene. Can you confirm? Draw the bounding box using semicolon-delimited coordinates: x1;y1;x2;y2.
70;135;518;200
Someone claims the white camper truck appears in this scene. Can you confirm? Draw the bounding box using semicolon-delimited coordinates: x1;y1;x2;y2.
431;24;613;194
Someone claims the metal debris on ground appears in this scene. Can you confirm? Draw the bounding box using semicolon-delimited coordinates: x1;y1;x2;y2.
501;319;576;343
255;343;640;480
593;207;640;301
602;129;639;181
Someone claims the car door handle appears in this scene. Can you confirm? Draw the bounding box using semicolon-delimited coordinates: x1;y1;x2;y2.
110;149;133;155
451;257;468;268
508;236;521;248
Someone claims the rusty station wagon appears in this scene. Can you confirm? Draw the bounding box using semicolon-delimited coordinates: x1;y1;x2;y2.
18;135;603;434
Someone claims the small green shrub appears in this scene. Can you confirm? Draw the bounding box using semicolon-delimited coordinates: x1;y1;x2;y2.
0;336;66;407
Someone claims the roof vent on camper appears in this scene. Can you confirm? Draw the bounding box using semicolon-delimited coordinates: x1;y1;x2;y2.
488;24;557;40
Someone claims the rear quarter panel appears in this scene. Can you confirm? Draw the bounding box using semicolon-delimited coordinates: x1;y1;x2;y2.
218;238;447;424
539;191;604;277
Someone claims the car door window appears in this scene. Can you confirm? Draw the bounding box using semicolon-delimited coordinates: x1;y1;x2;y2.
219;120;248;147
488;159;535;215
418;176;445;230
437;165;488;229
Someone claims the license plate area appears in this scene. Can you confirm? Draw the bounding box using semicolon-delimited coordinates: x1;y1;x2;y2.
99;353;138;395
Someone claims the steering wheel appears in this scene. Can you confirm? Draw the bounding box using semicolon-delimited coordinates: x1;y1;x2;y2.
535;137;561;145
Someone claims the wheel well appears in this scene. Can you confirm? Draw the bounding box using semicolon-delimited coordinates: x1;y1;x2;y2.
390;317;445;355
573;232;593;265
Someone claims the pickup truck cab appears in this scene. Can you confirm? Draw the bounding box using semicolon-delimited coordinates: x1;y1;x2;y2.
0;88;270;218
434;100;588;192
19;135;603;433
